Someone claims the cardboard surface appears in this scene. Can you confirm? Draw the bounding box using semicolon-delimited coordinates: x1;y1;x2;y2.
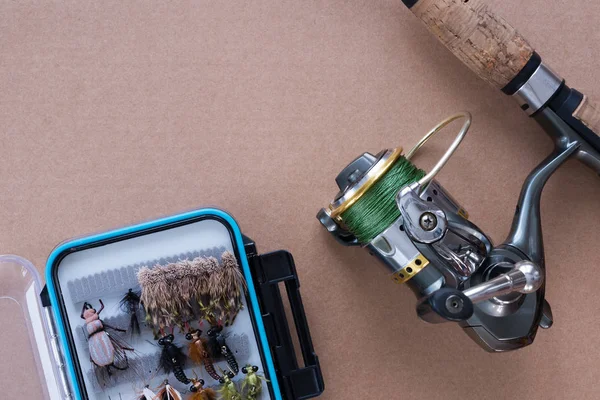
1;1;599;398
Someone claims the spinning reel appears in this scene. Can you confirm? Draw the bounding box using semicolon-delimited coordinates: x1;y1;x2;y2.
317;111;597;352
318;0;600;353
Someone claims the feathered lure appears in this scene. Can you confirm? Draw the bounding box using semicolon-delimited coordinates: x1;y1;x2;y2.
197;257;220;324
167;261;196;329
119;288;142;339
158;334;191;384
137;386;157;400
138;266;176;332
189;378;217;400
138;256;214;331
138;252;246;332
207;252;246;326
207;325;239;375
241;365;268;400
175;259;201;328
185;328;221;381
218;371;242;400
186;328;208;364
155;380;183;400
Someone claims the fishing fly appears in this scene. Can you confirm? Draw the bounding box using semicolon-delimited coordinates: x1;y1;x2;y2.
137;386;157;400
81;300;134;385
207;325;239;375
185;328;221;381
119;288;142;339
189;377;217;400
241;365;268;400
155;379;183;400
218;370;242;400
207;252;246;326
158;333;191;384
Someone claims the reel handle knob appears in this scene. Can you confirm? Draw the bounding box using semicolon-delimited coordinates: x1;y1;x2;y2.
462;261;543;304
416;288;474;323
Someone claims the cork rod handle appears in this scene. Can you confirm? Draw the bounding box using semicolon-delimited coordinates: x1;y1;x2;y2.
573;96;600;135
406;0;534;90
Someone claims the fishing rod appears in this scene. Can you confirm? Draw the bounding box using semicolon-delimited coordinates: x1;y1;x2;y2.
401;0;600;158
317;0;600;352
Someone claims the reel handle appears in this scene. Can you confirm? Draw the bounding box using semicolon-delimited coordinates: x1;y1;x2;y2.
417;261;543;324
402;0;534;90
462;261;543;304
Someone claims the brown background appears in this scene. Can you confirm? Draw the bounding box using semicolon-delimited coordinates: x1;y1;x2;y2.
2;1;600;399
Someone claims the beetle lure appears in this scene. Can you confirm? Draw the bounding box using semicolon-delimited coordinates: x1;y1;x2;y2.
218;371;242;400
119;288;142;339
189;377;217;400
158;333;191;384
81;300;135;385
207;325;239;375
155;379;183;400
241;365;268;400
185;328;221;381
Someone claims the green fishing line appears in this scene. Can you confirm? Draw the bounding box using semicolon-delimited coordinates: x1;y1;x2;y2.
341;156;426;244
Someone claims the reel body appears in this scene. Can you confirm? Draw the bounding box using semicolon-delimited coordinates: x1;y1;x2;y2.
318;114;553;352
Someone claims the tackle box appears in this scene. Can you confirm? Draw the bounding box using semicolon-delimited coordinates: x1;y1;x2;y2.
0;208;324;400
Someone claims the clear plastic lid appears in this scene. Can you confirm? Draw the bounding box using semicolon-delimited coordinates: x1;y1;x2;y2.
0;255;69;399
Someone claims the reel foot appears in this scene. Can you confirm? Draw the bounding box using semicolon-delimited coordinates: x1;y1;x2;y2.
539;300;553;329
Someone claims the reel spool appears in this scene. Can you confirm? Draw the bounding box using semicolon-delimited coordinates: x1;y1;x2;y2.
318;113;482;291
318;113;548;352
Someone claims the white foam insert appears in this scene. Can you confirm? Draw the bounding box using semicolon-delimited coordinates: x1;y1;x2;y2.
56;218;271;399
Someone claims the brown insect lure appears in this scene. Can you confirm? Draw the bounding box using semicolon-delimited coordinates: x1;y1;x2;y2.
189;377;217;400
186;328;208;364
185;328;221;381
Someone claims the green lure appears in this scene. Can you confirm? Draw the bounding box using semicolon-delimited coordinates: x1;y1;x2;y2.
241;365;268;400
218;372;242;400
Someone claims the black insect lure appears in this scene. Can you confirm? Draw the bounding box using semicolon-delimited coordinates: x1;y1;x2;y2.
207;325;238;375
158;333;191;384
119;288;142;338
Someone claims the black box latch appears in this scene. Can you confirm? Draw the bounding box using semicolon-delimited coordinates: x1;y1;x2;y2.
245;239;324;400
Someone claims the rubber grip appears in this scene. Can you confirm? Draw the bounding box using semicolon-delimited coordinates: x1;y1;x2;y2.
573;95;600;135
408;0;534;89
